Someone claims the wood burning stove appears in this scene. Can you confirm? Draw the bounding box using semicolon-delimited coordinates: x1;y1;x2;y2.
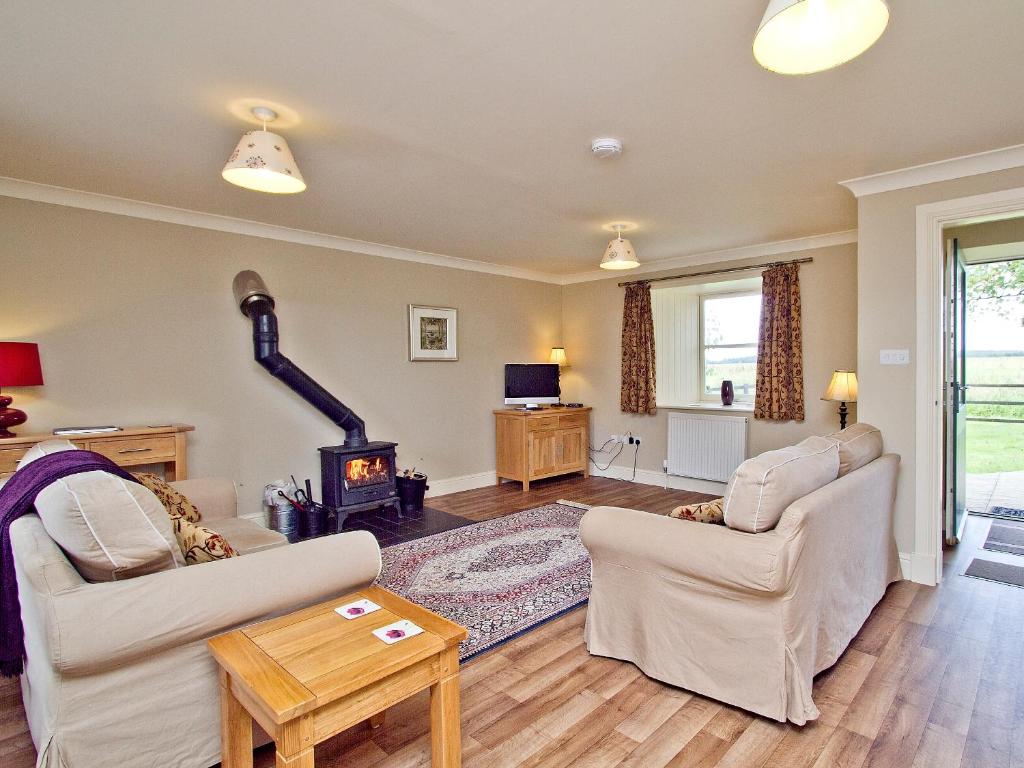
320;441;398;514
233;271;401;534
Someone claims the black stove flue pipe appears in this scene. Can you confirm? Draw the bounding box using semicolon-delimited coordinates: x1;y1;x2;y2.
232;270;368;448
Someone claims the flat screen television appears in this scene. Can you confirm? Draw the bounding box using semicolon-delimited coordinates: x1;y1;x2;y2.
504;363;560;406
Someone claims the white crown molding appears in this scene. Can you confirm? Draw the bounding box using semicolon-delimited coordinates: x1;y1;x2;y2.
0;174;858;285
840;143;1024;199
0;176;562;285
558;229;858;285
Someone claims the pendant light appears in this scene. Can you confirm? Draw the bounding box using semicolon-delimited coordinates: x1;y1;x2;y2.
600;225;640;270
753;0;889;75
222;106;307;194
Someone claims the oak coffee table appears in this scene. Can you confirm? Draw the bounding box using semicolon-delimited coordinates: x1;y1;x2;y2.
208;585;468;768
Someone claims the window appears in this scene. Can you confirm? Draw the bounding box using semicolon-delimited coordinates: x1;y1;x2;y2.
651;279;761;407
700;292;761;402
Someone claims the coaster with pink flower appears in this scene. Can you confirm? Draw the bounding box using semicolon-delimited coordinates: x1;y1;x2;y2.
372;619;424;645
335;598;382;620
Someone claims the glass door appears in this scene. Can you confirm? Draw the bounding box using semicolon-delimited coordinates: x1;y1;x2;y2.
945;238;968;545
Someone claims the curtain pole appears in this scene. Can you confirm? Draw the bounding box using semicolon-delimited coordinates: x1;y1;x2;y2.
617;256;813;287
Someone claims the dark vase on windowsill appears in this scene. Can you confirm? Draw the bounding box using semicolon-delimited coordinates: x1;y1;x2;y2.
721;380;735;406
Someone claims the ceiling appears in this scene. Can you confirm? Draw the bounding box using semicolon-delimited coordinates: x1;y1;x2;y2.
3;1;1023;276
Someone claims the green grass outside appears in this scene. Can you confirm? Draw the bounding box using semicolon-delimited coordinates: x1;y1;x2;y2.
965;355;1024;474
967;421;1024;474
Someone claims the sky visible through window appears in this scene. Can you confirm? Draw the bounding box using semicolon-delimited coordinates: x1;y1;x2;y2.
967;311;1023;352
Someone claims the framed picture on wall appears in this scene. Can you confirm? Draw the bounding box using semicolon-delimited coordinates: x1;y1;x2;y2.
408;305;458;361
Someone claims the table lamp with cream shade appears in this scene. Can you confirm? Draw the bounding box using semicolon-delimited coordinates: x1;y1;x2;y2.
822;370;858;430
549;347;568;368
0;342;44;437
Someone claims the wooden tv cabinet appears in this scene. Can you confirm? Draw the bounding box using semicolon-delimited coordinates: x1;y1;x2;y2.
494;407;591;491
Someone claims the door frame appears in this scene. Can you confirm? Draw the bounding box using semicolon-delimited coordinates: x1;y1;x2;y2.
915;185;1024;585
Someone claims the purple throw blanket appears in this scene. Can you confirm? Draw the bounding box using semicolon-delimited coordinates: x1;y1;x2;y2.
0;450;139;676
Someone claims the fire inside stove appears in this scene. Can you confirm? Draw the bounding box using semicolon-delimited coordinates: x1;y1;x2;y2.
345;456;390;489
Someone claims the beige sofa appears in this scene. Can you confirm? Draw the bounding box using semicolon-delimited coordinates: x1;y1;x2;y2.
580;452;901;725
11;477;382;768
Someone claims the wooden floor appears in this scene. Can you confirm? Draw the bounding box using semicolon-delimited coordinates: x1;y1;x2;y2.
2;476;1022;767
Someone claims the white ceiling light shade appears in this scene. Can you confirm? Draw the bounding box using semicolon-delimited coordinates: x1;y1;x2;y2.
591;137;623;159
600;225;640;270
753;0;889;75
222;107;306;194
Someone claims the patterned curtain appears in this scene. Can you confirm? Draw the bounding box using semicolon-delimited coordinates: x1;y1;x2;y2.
621;282;657;414
754;263;805;422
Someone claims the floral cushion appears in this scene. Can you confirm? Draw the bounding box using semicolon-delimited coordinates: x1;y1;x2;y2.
669;497;725;525
173;517;238;564
132;472;202;522
132;472;236;563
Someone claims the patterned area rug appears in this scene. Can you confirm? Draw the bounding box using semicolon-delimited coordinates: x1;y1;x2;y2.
377;501;591;661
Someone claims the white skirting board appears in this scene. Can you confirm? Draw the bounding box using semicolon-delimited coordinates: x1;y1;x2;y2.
239;471;498;526
424;470;498;498
590;464;728;496
902;552;937;586
899;553;912;581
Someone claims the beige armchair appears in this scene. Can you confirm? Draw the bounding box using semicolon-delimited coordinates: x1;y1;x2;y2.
11;478;382;768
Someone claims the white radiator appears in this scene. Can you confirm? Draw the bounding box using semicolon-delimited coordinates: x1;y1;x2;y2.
667;413;748;483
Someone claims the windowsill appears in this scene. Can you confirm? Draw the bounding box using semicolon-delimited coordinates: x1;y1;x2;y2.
659;402;755;413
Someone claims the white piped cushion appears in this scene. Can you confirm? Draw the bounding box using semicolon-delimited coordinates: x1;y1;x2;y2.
724;436;840;533
828;422;883;477
18;438;184;581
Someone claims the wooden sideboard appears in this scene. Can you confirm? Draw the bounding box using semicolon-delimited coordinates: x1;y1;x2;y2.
0;424;194;480
494;407;591;491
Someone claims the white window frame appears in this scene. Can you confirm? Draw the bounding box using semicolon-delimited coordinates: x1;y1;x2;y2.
698;290;760;403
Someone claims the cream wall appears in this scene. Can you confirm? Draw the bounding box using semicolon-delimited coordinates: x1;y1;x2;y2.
560;243;858;484
1;197;562;513
856;166;1024;566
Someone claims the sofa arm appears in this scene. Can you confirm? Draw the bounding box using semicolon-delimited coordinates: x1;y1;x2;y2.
171;477;238;521
50;530;381;675
580;506;790;594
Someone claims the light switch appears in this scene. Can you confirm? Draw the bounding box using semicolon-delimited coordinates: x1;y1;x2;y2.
880;349;910;365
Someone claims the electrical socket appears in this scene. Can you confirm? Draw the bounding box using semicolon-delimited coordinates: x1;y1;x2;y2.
663;459;669;472
609;434;619;444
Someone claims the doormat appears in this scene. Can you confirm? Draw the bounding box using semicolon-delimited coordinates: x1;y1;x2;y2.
377;501;591;661
983;519;1024;556
987;507;1024;520
970;505;1024;524
964;558;1024;589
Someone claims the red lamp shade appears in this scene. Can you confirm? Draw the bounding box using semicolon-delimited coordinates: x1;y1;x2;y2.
0;342;44;388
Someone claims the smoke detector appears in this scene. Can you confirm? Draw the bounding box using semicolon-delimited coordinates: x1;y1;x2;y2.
591;137;623;159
